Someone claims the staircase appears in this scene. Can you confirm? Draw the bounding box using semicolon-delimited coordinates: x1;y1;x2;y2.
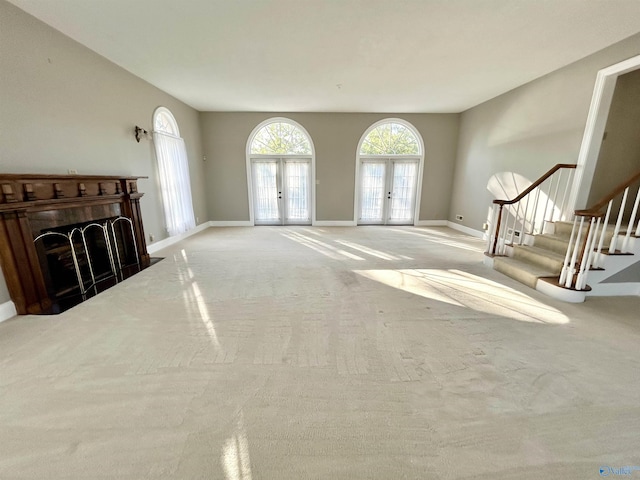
492;221;617;290
485;164;640;302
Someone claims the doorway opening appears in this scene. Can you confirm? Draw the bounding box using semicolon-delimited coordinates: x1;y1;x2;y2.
246;119;315;225
570;54;640;210
355;119;424;225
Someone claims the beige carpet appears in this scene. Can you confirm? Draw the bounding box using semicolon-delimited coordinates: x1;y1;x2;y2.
1;226;639;479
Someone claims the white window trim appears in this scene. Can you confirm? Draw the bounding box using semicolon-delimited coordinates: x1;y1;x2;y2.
246;117;316;226
354;118;425;226
569;54;640;210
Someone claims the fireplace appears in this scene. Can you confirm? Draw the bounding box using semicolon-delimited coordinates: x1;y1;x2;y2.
0;174;150;315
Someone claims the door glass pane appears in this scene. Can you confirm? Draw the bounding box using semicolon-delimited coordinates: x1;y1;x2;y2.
360;162;386;222
252;161;280;222
389;162;417;222
284;161;309;222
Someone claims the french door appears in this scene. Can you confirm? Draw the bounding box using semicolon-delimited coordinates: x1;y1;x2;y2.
252;158;311;225
358;158;419;225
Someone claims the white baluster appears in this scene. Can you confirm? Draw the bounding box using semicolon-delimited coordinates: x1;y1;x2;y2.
609;187;629;254
587;217;602;273
530;187;541;234
518;200;526;245
595;200;612;268
564;216;585;289
559;169;573;221
576;217;598;290
560;216;578;286
541;176;554;230
508;204;518;245
523;194;532;235
551;170;563;222
621;186;640;253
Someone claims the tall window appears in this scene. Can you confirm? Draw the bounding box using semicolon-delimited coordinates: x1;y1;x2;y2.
153;107;196;236
247;119;315;225
356;120;424;225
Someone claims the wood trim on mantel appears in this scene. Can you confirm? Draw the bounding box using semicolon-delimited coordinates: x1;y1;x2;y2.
0;173;150;315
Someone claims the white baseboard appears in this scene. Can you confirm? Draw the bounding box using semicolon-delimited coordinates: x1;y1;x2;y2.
415;220;447;227
586;282;640;297
447;221;485;238
0;300;17;323
208;221;253;227
147;223;210;254
313;221;356;227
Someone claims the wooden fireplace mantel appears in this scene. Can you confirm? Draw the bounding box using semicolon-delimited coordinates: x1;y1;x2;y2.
0;173;151;315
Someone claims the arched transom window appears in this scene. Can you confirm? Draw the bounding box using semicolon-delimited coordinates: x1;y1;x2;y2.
360;122;421;155
154;108;179;137
250;121;312;155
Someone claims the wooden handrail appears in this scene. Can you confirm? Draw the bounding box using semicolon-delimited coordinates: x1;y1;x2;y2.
493;164;577;206
575;169;640;217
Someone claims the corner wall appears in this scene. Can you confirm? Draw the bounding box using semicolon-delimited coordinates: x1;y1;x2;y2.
586;68;640;205
0;0;208;305
200;112;459;222
449;33;640;232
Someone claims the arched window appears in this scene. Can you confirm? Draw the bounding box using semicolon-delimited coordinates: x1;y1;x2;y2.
154;109;179;137
360;122;421;156
250;122;312;155
355;119;424;225
246;119;315;225
152;107;196;236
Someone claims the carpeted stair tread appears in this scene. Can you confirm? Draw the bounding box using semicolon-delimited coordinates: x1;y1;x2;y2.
511;244;566;272
531;233;572;254
493;256;558;289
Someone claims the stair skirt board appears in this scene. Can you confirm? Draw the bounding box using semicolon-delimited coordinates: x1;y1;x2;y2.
537;278;588;303
586;282;640;297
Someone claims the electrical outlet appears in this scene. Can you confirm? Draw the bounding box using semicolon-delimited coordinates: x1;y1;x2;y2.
455;214;463;221
68;168;78;174
149;233;154;242
482;222;489;230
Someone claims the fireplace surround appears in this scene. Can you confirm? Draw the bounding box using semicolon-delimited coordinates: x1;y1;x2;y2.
0;174;150;315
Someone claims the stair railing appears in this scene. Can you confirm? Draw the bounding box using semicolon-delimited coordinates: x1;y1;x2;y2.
486;164;577;256
560;169;640;290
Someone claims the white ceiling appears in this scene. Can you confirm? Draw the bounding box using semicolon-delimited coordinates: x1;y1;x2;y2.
9;0;640;113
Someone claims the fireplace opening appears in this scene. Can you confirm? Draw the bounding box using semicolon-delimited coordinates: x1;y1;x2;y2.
34;216;142;314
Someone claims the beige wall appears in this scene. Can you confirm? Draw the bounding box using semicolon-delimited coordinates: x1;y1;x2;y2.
0;0;207;304
587;68;640;205
450;33;640;231
201;112;459;222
